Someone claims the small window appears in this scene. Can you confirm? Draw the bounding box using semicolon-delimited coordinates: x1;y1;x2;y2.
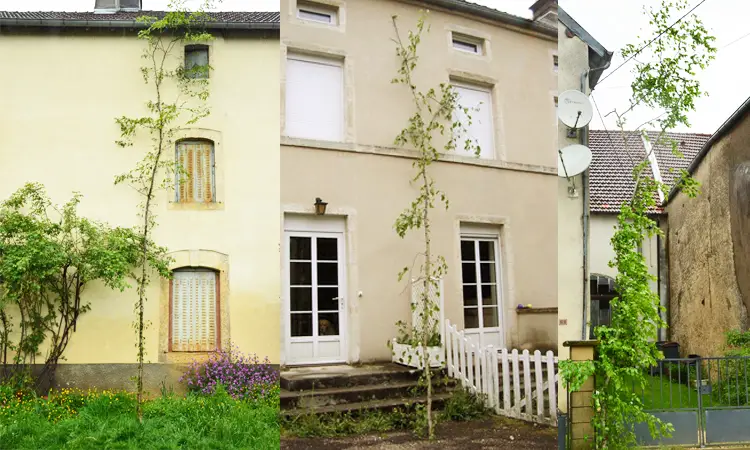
452;33;484;55
185;45;209;79
553;54;559;73
297;2;337;25
175;140;216;203
285;55;344;142
171;269;219;352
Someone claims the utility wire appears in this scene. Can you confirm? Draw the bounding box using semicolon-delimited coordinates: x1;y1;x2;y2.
721;30;750;49
597;0;710;86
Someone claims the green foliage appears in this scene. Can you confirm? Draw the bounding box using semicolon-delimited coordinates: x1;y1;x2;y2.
0;183;169;388
438;387;490;422
389;12;478;440
114;0;216;416
392;320;441;347
726;330;750;348
559;1;715;448
0;385;279;449
281;408;416;438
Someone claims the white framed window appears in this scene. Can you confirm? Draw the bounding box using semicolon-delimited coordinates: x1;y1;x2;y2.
170;269;219;352
460;237;501;331
285;54;345;142
451;32;484;55
175;139;216;203
452;82;495;159
297;2;338;25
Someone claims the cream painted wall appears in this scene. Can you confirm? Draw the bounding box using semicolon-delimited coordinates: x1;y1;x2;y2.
590;214;659;293
556;19;589;413
0;30;281;363
281;0;558;363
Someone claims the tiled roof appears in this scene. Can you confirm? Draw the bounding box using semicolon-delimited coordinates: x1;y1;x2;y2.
588;130;709;214
0;10;279;26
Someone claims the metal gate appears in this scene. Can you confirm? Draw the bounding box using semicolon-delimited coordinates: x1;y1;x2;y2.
635;356;750;447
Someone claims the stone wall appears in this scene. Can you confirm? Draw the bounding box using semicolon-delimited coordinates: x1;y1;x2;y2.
667;113;750;357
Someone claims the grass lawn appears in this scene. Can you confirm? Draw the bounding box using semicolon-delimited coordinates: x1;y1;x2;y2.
0;386;280;449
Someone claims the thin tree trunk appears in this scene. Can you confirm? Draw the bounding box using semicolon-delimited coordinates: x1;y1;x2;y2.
421;167;434;439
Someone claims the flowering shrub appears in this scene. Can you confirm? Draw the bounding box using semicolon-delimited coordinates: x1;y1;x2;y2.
180;345;279;403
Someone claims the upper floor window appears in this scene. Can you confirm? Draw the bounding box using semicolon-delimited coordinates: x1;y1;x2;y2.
452;82;495;159
170;268;219;352
297;1;338;25
285;54;344;142
185;45;209;79
175;139;216;203
553;54;559;73
452;32;484;55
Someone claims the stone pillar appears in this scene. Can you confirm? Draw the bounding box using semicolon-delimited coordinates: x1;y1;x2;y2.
563;340;597;449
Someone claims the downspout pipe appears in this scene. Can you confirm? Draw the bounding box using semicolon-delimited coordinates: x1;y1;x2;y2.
580;58;611;341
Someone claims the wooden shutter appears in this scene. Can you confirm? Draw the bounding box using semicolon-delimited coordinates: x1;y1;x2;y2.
171;270;218;352
176;141;214;203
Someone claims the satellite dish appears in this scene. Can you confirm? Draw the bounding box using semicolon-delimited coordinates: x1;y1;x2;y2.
557;90;593;129
558;144;592;177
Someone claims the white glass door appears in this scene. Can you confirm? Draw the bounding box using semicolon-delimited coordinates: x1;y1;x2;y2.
460;237;504;349
285;231;346;364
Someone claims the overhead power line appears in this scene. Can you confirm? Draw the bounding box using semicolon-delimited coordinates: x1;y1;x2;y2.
597;0;710;86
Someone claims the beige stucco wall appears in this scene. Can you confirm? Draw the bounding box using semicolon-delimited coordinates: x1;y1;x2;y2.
589;214;659;293
0;29;281;364
667;115;750;357
281;0;557;363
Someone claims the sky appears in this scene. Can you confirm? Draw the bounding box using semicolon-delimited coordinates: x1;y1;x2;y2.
561;0;750;134
0;0;279;12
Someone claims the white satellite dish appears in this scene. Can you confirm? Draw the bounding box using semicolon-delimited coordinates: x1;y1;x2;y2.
557;90;593;129
558;144;592;177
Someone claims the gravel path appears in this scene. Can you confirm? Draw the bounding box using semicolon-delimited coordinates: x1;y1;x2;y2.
281;417;557;449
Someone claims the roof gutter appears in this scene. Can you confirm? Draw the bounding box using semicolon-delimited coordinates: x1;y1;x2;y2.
0;18;279;30
665;95;750;205
421;0;556;38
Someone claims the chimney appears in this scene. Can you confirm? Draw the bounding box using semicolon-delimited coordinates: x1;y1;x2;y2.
94;0;142;14
529;0;558;28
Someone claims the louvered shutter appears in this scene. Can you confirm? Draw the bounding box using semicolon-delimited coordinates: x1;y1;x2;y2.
171;270;217;351
176;141;214;203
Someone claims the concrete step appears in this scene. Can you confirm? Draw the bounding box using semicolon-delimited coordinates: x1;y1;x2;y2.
281;379;456;409
280;364;441;391
281;391;455;417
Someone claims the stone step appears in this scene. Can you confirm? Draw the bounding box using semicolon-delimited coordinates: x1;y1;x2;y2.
280;379;456;410
281;391;455;417
280;364;441;391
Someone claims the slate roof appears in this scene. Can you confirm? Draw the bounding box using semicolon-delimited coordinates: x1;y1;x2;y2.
0;11;279;28
588;130;709;214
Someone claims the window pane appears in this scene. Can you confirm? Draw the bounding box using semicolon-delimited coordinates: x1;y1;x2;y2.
298;9;332;23
318;312;340;336
317;237;338;261
318;287;339;311
317;262;338;285
478;241;494;261
460;240;475;261
464;307;479;329
480;262;496;283
290;287;312;311
290;237;311;260
185;47;208;79
291;313;313;337
461;262;477;283
483;306;499;328
481;284;497;305
462;284;478;306
290;262;312;285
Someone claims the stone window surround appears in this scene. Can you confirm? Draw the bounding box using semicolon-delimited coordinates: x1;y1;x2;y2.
159;249;230;363
288;0;346;33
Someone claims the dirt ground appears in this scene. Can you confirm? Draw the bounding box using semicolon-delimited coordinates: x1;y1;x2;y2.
281;417;557;450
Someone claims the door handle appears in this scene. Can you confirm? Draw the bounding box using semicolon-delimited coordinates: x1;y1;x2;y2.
333;297;344;310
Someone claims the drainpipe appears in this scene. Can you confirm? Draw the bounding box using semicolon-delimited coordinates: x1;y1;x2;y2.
580;70;590;341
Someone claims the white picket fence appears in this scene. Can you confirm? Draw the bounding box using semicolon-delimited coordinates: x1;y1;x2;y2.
443;319;559;425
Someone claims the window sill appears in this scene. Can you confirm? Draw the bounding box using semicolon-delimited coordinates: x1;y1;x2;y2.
163;351;218;364
168;202;224;211
515;307;558;315
281;136;556;175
